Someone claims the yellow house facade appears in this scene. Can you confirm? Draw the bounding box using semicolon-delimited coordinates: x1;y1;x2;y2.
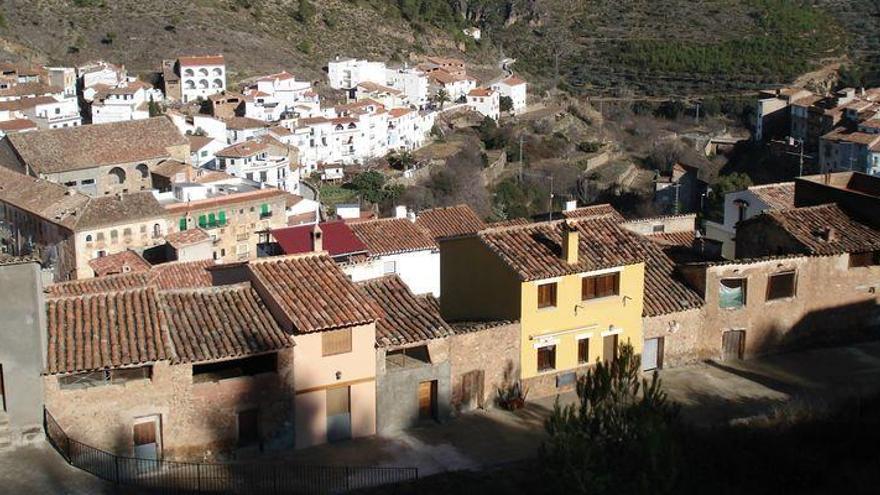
440;216;648;397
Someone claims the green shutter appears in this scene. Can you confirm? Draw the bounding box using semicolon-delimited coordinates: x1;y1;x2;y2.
260;203;269;216
218;210;227;226
208;213;216;228
198;215;207;228
179;217;187;231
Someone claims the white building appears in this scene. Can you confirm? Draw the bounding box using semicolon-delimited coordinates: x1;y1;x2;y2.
46;67;77;98
385;66;429;108
466;87;500;121
492;75;528;115
703;182;795;259
77;61;127;90
349;210;441;296
327;58;387;91
224;116;268;144
90;81;163;124
242;71;315;122
354;81;408;108
168;111;228;142
177;55;226;103
188;135;227;168
428;70;476;101
20;95;81;129
214;137;300;194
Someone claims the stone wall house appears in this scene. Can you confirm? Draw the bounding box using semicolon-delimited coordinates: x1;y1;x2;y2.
0;117;189;197
358;275;455;435
447;320;521;412
42;282;297;460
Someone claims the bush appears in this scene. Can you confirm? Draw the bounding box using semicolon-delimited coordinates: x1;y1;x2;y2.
292;0;316;23
577;141;601;153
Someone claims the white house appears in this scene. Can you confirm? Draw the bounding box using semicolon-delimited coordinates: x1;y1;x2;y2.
224;116;268;144
703;181;795;259
428;70;476;101
177;55;226;103
492;75;528;115
188;135;227;168
385;66;429;108
327;57;387;90
354;81;408;108
77;61;127;91
242;71;314;122
466;87;500;121
168;111;228;142
349;211;440;296
214;137;299;194
463;27;481;40
89;81;163;124
20;94;81;129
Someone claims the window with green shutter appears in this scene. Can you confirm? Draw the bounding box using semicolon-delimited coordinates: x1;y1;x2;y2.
260;203;270;218
218;210;227;226
179;217;188;231
208;213;217;228
198;215;207;228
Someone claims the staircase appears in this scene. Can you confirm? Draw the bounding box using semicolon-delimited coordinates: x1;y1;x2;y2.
0;412;11;451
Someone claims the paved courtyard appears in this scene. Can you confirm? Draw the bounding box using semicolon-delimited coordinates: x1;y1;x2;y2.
4;341;880;493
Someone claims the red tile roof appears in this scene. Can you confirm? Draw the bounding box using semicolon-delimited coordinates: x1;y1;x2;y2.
415;205;486;240
248;253;380;333
178;55;225;67
216;140;269;158
158;284;292;364
748;182;795;211
164;228;211;248
0;118;37;132
88;250;151;277
358;275;454;347
272;221;368;257
46;288;170;374
150;260;215;290
645;231;697;249
46;272;150;297
562;203;626;222
349;218;437;256
46;260;215;296
500;75;527;86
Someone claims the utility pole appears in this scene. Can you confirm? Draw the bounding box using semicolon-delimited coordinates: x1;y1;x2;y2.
518;134;524;183
548;174;554;222
694;102;701;125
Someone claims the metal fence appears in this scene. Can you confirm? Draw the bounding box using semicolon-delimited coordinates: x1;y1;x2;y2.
44;409;418;494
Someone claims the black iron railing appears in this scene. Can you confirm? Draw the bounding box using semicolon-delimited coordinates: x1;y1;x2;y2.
44;409;418;494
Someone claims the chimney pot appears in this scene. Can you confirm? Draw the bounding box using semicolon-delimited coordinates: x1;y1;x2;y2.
561;220;579;264
311;223;323;252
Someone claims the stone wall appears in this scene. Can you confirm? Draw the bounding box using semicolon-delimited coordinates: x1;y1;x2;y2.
447;322;520;412
643;308;707;368
43;349;296;461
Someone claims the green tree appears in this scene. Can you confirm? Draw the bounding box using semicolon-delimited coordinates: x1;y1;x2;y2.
387;150;415;171
478;116;508;150
434;88;450;110
147;96;162;117
349;170;387;204
706;172;753;222
293;0;316;23
541;343;681;495
500;95;513;113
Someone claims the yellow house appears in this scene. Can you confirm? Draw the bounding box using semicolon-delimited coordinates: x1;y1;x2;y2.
440;216;648;397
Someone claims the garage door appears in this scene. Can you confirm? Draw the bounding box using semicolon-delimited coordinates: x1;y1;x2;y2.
642;337;664;371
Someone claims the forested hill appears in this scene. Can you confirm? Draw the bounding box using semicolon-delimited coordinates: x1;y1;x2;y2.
0;0;876;95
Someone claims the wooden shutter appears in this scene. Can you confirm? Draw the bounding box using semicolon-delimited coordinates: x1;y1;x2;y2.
198;214;207;228
577;338;589;364
538;283;557;308
218;210;227;225
178;217;187;231
537;345;556;371
326;386;350;416
582;276;596;300
322;328;353;356
133;421;157;446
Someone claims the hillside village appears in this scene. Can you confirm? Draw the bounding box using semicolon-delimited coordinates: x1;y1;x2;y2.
1;44;880;494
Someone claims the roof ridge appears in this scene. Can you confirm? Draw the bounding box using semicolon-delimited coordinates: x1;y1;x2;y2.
156;281;250;295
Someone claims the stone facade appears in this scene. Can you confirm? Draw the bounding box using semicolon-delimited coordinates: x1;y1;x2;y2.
447;322;520;412
375;340;451;435
683;255;880;359
642;308;706;368
43;349;296;460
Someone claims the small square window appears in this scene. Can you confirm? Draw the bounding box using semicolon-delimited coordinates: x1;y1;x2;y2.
766;271;796;300
537;282;557;309
537;345;556;372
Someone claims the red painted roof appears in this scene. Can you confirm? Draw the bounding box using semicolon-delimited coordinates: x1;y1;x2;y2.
272;221;367;257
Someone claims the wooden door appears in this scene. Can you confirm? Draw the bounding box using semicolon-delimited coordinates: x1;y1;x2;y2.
722;330;746;361
326;386;351;443
418;380;437;420
237;409;259;447
133;417;161;460
460;370;485;411
603;334;619;363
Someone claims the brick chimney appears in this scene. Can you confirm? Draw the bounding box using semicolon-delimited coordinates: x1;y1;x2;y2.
311;223;323;252
561;220;579;264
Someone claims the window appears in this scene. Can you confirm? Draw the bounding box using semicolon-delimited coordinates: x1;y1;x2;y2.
849;251;880;268
179;217;188;231
152;224;161;238
582;272;620;300
766;271;796;300
383;260;397;274
537;282;557;309
577;338;590;364
123;228;132;238
719;278;747;309
652;224;665;233
110;230;118;242
198;215;207;228
260;203;271;218
96;232;105;242
192;354;277;383
85;234;93;242
322;328;353;356
386;345;431;369
237;409;259;447
58;366;152;390
537;345;556;372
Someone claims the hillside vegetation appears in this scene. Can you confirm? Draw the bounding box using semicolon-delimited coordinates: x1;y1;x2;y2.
0;0;872;95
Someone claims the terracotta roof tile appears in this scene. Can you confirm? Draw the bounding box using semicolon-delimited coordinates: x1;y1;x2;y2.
46;272;150;297
272;221;368;258
88;250;151;277
178;55;225;67
248;253;380;333
149;260;215;290
76;191;167;230
158;284;292;364
562;203;626;222
748;182;795;211
645;231;697;249
164;228;210;248
742;203;880;255
46;288;170;374
358;275;454;347
5;117;187;174
349;218;437;256
46;260;215;296
216;140;268;158
415;204;486;240
0;166;91;230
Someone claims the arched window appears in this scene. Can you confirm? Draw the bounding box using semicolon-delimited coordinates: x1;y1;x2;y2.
153;224;161;238
184;68;194;77
198;68;209;77
185;80;195;90
85;234;93;242
213;67;223;76
212;78;223;89
198;79;209;89
108;167;126;185
348;123;356;129
123;228;132;237
135;163;149;179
